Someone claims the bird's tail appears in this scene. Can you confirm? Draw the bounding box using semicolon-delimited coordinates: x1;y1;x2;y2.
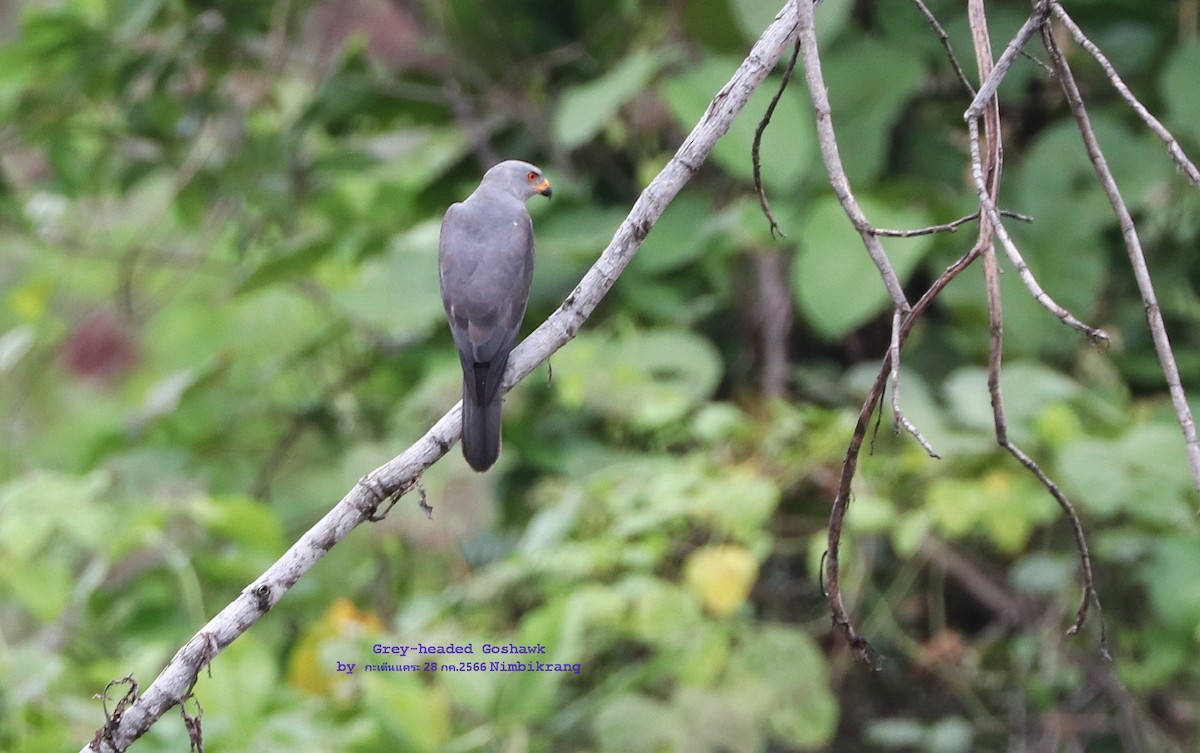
461;387;502;472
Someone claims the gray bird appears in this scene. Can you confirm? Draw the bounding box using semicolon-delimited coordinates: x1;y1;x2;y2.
439;160;552;471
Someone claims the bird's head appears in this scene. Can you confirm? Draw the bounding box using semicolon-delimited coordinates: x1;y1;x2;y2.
483;160;552;201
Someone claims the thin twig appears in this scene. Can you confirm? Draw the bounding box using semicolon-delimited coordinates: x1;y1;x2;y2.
794;0;910;313
965;116;1108;343
753;38;801;238
974;0;1101;647
872;209;1032;238
1050;4;1200;187
965;1;1052;121
79;5;808;751
794;0;927;460
1042;16;1200;499
826;241;989;664
889;308;940;457
907;0;976;97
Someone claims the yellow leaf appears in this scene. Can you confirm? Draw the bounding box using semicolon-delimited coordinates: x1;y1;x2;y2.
684;545;758;617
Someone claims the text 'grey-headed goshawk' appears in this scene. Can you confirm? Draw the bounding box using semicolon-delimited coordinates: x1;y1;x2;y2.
438;160;551;471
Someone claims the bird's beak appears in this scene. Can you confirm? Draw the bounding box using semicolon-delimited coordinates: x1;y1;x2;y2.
534;178;552;198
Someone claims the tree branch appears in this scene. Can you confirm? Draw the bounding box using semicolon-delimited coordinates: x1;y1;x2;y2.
80;4;806;751
1042;5;1200;498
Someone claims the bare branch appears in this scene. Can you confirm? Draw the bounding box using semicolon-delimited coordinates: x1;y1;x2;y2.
826;241;988;664
1042;12;1200;497
753;39;801;238
975;0;1101;648
794;0;910;314
965;1;1051;121
793;0;930;467
1051;4;1200;187
80;5;807;751
965;116;1109;343
907;0;976;97
872;209;1032;238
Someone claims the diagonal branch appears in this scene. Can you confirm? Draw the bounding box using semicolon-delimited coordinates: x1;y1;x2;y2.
794;0;909;312
964;1;1051;121
1050;4;1200;187
793;0;934;457
1041;12;1200;497
974;0;1100;644
907;0;976;97
80;4;806;751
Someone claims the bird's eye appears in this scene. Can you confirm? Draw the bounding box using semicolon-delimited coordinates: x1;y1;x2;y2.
526;171;538;181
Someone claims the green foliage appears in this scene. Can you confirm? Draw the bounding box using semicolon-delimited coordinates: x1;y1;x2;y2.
2;0;1200;751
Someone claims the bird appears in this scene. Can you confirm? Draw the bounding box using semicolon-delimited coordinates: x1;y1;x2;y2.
438;160;552;471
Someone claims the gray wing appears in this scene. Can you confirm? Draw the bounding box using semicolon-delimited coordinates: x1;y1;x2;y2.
438;198;535;402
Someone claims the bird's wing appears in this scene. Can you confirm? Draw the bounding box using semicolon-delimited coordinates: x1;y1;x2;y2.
438;198;535;400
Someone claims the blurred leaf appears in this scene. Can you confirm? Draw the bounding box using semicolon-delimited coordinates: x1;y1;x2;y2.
1058;422;1193;522
684;544;759;617
195;636;281;741
0;325;35;373
1161;42;1200;145
729;626;838;749
729;0;787;43
662;55;814;191
554;49;677;149
554;328;723;428
675;686;762;753
594;694;686;753
793;195;933;338
925;471;1058;553
627;577;705;646
333;232;443;337
235;235;335;295
629;192;722;276
943;361;1080;445
363;672;452;753
1146;533;1200;631
7;557;73;621
821;37;924;183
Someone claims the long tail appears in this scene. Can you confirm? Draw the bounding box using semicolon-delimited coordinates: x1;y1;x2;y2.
461;384;502;472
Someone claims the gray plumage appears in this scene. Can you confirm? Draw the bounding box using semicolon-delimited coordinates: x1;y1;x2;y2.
439;160;552;471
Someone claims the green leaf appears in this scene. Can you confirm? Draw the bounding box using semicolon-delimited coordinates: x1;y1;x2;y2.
793;195;933;338
925;471;1058;553
662;55;814;191
554;328;723;428
1146;533;1200;630
235;235;335;295
629;192;722;276
7;557;73;621
728;626;838;750
1161;43;1200;146
332;225;443;337
942;361;1081;446
728;0;787;43
594;694;686;753
1058;422;1194;522
554;49;675;149
821;37;924;184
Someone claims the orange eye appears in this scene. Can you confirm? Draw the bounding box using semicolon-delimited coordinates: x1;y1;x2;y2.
527;171;538;181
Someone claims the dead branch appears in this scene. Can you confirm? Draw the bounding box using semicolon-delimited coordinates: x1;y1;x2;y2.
972;0;1100;645
1051;5;1200;187
907;0;976;97
1042;4;1200;500
753;39;801;239
826;240;990;664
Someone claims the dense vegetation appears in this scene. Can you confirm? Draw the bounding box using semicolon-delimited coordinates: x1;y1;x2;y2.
1;0;1199;750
